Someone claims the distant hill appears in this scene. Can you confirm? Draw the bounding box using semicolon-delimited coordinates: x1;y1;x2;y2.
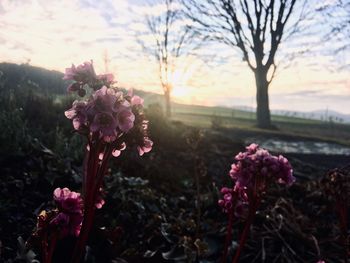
235;105;350;124
271;109;350;124
0;62;67;95
1;62;349;123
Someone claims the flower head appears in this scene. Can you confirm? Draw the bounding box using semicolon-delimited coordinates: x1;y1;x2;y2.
52;188;83;237
64;100;87;130
230;144;295;191
219;144;294;215
63;61;96;83
53;187;83;214
97;73;114;85
64;61;152;158
90;112;118;140
138;137;153;156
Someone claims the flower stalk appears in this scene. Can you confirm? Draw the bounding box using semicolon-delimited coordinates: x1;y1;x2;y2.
218;144;295;262
29;60;152;263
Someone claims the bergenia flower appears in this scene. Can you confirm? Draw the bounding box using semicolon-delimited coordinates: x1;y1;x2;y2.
218;187;234;213
63;61;96;83
64;61;152;159
64;101;87;130
92;86;118;112
90;112;118;141
112;142;126;157
138;137;153;156
95;188;106;209
219;144;294;216
131;95;144;106
117;109;135;132
230;144;295;191
97;73;114;85
51;188;83;237
53;188;83;214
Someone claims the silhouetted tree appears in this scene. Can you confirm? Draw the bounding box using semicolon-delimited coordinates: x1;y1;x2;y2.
184;0;306;128
138;0;195;117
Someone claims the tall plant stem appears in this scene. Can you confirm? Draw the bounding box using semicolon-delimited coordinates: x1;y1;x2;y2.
221;209;234;263
70;145;112;263
232;199;259;263
46;234;57;263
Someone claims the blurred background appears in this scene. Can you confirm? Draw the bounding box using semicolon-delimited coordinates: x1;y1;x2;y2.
0;0;349;262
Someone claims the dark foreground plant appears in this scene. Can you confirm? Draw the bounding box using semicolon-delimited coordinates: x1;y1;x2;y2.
28;61;152;263
218;144;295;263
321;166;350;263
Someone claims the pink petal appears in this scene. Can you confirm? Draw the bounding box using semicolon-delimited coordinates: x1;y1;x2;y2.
64;109;76;119
112;149;121;157
73;118;81;130
131;95;144;106
137;146;145;156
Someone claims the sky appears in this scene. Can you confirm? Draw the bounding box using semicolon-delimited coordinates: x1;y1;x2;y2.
0;0;349;114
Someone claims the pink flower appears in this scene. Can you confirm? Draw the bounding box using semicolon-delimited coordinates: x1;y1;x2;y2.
131;95;144;106
64;62;153;159
229;144;295;190
52;188;83;237
218;187;234;212
92;86;118;112
90;112;118;141
112;142;126;157
137;137;153;156
63;61;96;83
246;143;259;153
95;199;105;209
64;101;87;130
117;109;135;132
53;188;83;214
219;144;294;215
97;73;114;84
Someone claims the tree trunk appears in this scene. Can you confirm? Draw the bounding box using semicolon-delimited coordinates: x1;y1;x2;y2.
254;67;271;128
164;89;171;118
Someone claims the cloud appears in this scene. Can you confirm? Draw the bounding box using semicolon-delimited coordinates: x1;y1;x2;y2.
0;0;349;114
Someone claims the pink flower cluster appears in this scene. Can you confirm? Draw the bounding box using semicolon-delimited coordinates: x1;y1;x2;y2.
64;62;152;156
218;187;248;216
219;144;295;216
50;188;83;237
64;61;114;96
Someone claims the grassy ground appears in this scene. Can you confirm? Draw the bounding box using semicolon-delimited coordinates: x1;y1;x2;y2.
169;103;350;146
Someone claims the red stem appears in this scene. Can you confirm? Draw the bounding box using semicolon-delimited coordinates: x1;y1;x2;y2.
221;208;234;263
232;199;259;263
70;144;112;263
42;231;48;263
46;234;58;263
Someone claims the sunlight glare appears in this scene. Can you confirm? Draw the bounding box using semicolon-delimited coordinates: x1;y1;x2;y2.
172;85;189;99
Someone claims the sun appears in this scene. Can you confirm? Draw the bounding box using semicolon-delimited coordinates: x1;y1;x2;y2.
172;86;189;99
168;69;191;100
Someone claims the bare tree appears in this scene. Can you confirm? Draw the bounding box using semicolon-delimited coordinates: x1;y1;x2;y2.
183;0;306;128
317;0;350;70
138;0;195;117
